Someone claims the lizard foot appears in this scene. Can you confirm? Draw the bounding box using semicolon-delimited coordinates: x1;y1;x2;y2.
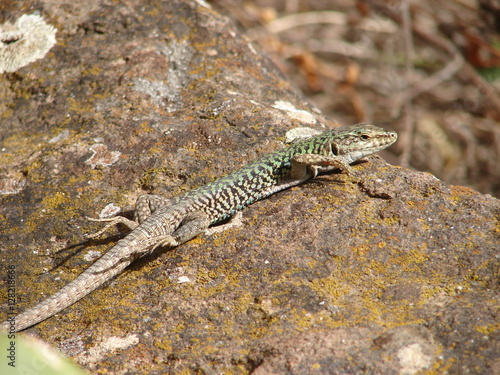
85;216;139;239
146;235;178;251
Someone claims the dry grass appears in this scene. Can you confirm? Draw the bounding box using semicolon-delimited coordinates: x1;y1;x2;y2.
213;0;500;196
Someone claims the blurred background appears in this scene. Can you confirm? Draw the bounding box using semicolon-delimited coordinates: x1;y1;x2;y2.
211;0;500;197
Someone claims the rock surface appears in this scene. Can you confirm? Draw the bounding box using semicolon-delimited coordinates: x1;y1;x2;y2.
0;0;498;374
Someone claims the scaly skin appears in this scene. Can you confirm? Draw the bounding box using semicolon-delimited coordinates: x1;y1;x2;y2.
0;123;397;332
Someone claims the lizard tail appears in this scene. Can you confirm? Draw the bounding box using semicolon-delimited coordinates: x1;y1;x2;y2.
1;232;152;333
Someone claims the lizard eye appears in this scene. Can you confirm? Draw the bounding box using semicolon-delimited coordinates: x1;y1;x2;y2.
361;134;370;140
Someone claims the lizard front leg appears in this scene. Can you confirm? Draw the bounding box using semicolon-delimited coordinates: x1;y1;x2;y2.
291;153;355;177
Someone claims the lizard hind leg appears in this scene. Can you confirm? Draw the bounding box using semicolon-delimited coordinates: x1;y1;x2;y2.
137;211;211;252
134;194;174;223
86;194;174;239
170;211;211;246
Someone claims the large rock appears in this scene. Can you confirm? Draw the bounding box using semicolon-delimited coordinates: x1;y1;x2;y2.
0;0;498;374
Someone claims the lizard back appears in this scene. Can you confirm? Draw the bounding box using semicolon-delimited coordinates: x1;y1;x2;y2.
180;124;397;223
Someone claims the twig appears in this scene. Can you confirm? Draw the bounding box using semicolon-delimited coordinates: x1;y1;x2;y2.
263;11;397;34
370;0;500;119
411;27;500;119
304;39;378;60
400;0;416;168
391;51;465;118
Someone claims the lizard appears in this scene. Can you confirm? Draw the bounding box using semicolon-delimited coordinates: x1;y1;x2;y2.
0;123;397;332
